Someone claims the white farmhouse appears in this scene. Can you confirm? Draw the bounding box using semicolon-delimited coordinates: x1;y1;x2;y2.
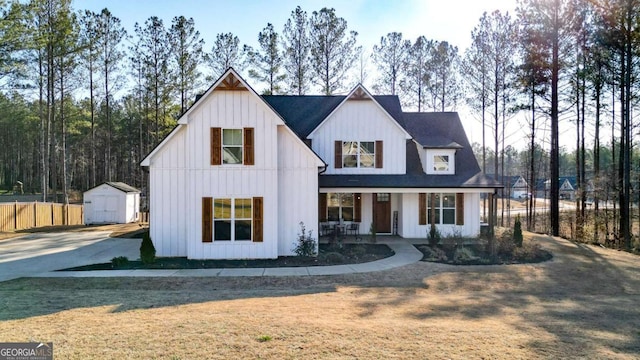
141;68;501;259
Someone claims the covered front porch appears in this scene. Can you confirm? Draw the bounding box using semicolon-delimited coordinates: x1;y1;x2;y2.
318;189;491;240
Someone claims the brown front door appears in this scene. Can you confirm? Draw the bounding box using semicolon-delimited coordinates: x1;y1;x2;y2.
373;193;391;233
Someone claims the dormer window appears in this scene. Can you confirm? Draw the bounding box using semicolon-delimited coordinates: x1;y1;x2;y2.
425;149;455;174
433;155;449;171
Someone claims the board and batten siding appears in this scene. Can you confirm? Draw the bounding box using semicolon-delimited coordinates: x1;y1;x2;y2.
184;90;280;259
148;125;188;257
277;126;319;256
399;192;481;238
310;100;408;175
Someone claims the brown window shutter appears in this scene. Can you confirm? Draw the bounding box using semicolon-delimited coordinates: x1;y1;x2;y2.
243;127;254;165
375;140;383;168
418;193;426;225
210;128;221;165
253;197;263;242
334;140;342;169
456;193;464;225
354;193;362;222
319;193;327;222
202;197;212;242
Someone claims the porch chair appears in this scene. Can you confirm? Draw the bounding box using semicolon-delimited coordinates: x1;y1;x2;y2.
320;223;334;237
346;222;360;240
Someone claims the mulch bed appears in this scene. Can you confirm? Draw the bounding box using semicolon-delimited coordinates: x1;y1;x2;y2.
415;243;552;265
61;243;394;271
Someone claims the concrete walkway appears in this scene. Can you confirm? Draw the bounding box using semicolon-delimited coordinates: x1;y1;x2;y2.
30;237;423;279
0;231;139;282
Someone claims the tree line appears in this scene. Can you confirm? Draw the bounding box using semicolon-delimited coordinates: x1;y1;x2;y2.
0;0;639;249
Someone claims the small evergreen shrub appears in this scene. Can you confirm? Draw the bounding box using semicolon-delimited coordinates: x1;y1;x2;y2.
140;231;156;264
369;222;377;243
293;222;317;257
111;256;129;268
513;215;523;247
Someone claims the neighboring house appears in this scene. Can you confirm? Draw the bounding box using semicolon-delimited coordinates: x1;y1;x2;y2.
510;176;529;199
141;68;501;260
538;176;579;200
84;182;140;224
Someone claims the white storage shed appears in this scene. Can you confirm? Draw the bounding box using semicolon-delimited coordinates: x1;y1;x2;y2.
83;182;140;224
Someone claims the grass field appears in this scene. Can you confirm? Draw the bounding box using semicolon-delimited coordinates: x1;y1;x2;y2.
0;232;639;359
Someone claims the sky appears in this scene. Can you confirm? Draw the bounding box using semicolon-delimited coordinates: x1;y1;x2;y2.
76;0;547;150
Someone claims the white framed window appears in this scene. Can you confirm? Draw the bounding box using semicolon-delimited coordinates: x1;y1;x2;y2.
427;193;456;225
426;149;456;174
433;155;449;171
342;141;375;168
222;129;243;164
327;193;354;221
214;198;252;241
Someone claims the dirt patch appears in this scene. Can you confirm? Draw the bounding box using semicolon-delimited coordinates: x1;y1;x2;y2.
0;232;639;359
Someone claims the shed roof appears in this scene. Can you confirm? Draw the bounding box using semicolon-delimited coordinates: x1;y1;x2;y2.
104;182;140;193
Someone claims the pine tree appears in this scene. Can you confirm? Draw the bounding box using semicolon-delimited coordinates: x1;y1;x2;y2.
371;32;410;95
169;15;203;114
247;23;285;95
282;6;310;95
309;7;360;95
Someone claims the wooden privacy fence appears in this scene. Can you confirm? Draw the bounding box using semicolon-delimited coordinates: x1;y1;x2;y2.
0;202;83;232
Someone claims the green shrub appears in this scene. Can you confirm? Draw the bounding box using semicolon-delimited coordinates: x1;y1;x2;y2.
369;222;377;243
428;226;441;246
111;256;129;268
293;222;317;257
513;215;523;247
140;232;156;264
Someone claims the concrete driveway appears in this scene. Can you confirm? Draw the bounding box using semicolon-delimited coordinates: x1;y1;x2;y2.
0;232;141;282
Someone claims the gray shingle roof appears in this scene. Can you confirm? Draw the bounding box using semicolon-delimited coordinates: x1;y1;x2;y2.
262;95;501;189
261;95;406;138
106;182;140;193
262;95;344;138
403;112;466;149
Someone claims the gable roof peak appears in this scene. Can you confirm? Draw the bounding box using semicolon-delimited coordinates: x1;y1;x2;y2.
214;68;248;91
346;84;373;101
